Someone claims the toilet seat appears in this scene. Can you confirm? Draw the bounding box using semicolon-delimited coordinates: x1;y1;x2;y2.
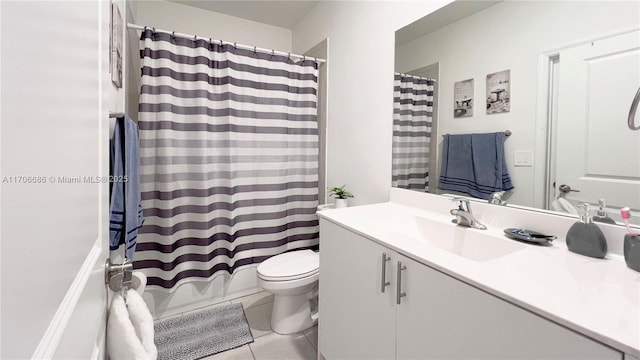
257;250;319;282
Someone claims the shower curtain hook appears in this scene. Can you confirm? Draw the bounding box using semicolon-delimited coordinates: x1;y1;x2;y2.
233;42;237;49
253;46;257;54
194;34;197;42
271;49;275;58
171;31;175;39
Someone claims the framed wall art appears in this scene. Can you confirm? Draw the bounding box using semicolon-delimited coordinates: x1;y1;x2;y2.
486;69;510;114
454;78;474;118
110;2;123;88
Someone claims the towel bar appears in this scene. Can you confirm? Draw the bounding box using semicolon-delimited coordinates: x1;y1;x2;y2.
442;130;511;137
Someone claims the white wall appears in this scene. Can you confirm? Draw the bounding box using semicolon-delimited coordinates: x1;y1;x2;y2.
127;0;295;319
126;0;292;121
292;1;453;207
395;1;640;207
135;0;292;50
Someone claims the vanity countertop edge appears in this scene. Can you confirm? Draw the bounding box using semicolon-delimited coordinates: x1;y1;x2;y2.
317;196;640;357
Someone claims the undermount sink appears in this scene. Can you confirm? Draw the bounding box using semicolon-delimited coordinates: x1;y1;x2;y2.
392;215;525;262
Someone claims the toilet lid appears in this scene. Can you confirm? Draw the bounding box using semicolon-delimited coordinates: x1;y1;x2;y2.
257;250;319;281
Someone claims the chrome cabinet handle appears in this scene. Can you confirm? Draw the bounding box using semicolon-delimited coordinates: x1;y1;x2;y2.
396;261;407;305
380;253;391;293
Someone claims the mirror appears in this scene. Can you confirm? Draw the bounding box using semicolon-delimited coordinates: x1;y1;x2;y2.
393;0;640;226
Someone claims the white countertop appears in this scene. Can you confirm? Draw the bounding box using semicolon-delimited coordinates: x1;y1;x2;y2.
318;193;640;357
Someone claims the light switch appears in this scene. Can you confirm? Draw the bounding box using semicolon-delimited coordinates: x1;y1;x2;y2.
514;151;533;167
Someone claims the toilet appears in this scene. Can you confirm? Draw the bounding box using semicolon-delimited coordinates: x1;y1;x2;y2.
256;249;319;334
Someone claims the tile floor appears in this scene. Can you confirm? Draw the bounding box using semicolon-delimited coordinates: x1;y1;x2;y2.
194;291;318;360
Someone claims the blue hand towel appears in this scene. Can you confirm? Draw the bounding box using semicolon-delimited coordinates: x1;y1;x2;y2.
438;132;513;200
109;116;144;261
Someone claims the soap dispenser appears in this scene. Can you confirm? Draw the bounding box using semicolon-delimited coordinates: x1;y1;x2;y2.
566;203;608;259
592;199;616;224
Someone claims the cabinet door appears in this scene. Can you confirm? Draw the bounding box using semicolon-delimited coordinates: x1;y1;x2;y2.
395;254;622;360
318;220;396;359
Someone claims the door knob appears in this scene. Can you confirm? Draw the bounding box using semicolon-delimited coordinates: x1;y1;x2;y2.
558;184;580;193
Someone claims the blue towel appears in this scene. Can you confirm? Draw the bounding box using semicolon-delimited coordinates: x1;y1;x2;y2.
109;116;144;261
438;132;513;200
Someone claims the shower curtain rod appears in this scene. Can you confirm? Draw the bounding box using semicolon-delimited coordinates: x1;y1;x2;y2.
127;23;326;64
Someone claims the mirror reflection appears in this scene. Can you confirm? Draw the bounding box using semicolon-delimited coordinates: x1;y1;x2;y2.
393;0;640;226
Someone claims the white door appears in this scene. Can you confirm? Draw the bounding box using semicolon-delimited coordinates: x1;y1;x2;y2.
555;30;640;222
1;1;111;358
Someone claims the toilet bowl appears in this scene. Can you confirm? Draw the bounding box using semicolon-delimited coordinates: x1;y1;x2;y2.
256;249;319;334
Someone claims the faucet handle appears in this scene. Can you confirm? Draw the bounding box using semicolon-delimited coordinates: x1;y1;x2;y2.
450;196;468;202
488;191;507;205
450;197;470;210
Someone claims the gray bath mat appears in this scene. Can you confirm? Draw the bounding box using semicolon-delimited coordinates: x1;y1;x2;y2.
154;302;254;360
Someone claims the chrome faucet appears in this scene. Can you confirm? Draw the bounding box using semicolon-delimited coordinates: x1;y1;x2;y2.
488;191;507;206
450;197;487;230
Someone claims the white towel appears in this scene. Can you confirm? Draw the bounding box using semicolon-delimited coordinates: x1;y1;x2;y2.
107;289;157;360
551;196;579;215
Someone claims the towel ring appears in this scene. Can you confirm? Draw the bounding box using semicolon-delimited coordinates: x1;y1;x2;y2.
629;86;640;130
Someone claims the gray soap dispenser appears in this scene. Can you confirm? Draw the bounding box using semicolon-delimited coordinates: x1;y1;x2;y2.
592;199;616;224
566;203;608;259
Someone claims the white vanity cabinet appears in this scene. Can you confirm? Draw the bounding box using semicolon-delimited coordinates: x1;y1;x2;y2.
318;219;396;359
319;219;623;360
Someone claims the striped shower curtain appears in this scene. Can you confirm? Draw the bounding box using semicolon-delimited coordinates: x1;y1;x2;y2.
392;74;434;192
134;29;320;290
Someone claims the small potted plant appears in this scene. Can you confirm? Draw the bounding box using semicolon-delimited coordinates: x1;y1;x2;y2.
328;185;354;208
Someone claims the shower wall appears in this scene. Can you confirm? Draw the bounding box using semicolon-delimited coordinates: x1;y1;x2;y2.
126;0;295;319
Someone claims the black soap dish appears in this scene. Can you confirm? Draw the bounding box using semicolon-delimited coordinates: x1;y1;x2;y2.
504;228;556;245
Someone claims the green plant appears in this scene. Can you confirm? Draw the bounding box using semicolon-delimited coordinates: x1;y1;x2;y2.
327;185;354;199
